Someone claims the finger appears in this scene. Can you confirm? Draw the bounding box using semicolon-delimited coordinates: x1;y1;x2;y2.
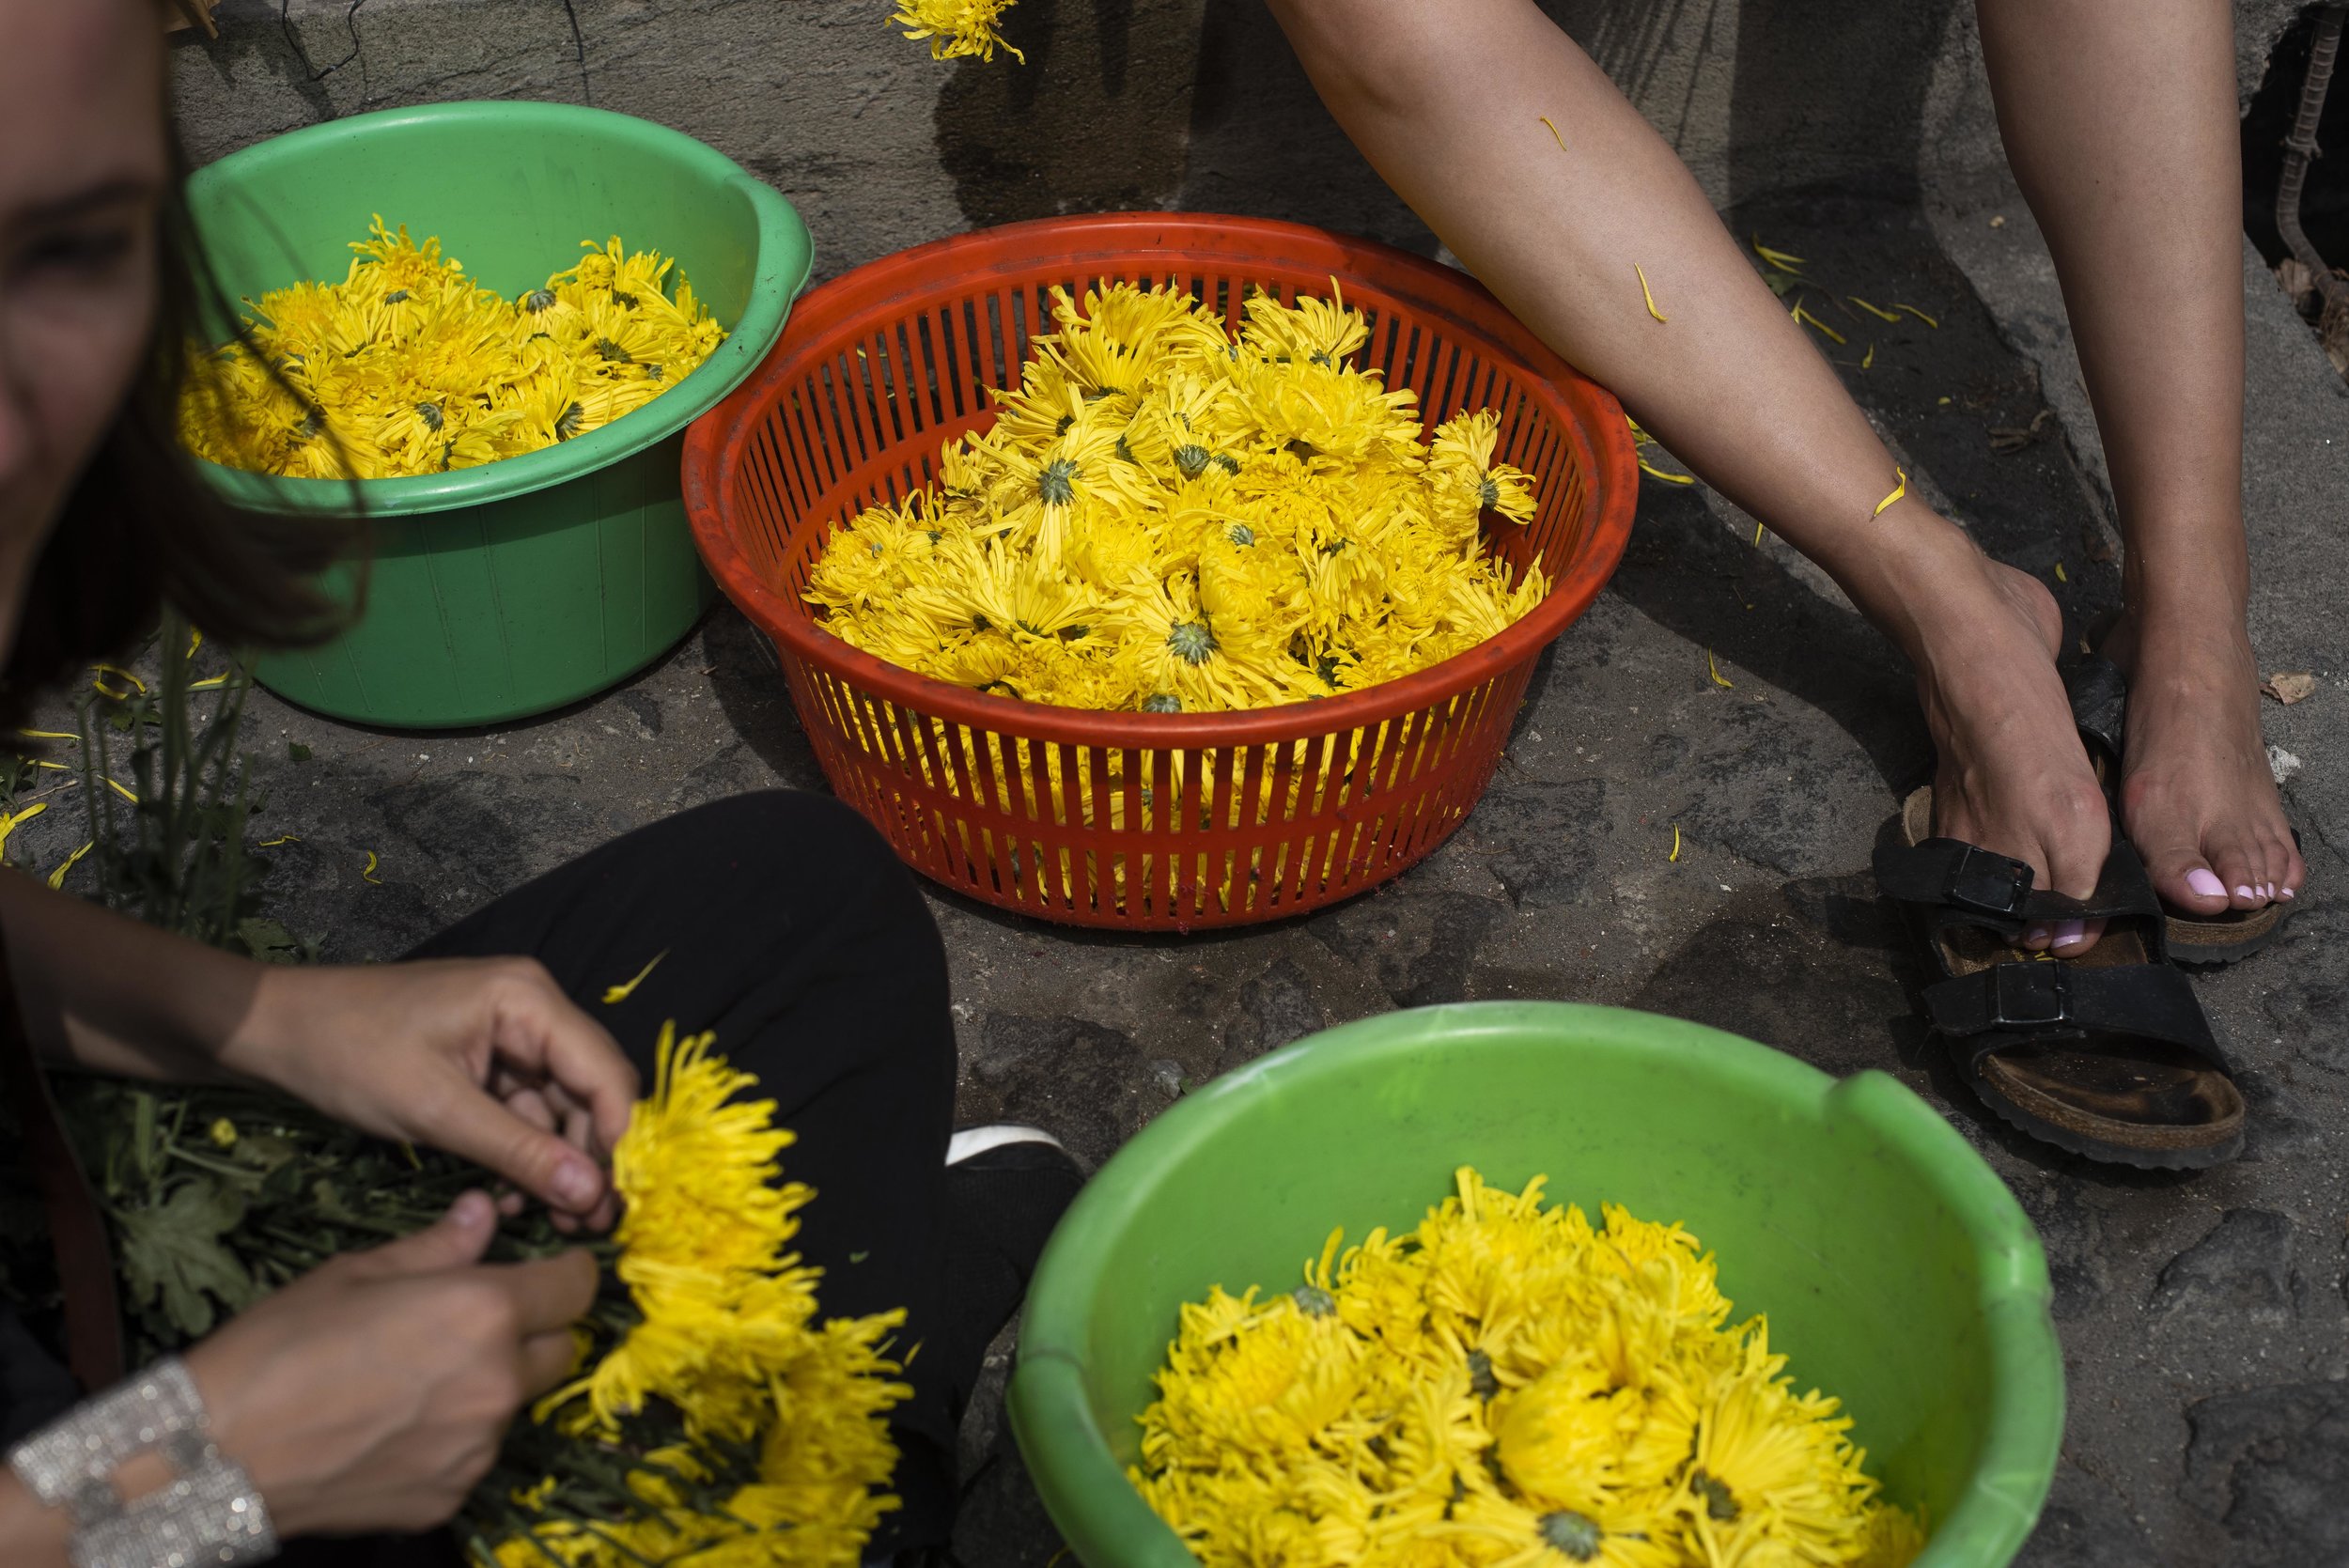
549;1097;618;1232
487;969;639;1159
348;1190;497;1278
516;1327;584;1400
503;1087;559;1138
422;1063;610;1215
489;1248;599;1337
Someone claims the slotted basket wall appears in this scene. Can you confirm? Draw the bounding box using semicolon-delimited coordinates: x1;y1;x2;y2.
683;214;1637;931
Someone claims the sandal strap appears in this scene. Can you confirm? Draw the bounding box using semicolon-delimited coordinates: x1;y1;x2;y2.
1873;835;2163;928
2068;656;2128;769
1922;960;2226;1067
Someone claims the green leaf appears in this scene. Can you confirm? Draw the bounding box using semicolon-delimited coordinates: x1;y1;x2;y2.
1764;270;1799;298
286;741;312;762
235;916;312;965
114;1178;257;1341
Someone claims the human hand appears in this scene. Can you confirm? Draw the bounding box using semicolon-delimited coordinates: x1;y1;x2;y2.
224;958;637;1231
183;1192;596;1539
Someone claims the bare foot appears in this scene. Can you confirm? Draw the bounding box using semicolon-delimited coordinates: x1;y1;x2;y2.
1862;519;2111;955
2102;610;2306;916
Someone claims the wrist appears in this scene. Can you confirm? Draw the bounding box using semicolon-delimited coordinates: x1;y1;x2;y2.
0;1469;70;1568
210;965;319;1094
7;1358;277;1565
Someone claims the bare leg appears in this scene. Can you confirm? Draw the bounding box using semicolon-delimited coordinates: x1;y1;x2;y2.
1978;0;2306;914
1268;0;2112;945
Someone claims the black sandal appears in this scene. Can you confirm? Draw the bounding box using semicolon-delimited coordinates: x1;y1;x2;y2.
2069;655;2294;966
1875;786;2245;1169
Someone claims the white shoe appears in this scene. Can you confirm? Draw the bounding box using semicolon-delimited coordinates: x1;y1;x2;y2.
945;1123;1066;1166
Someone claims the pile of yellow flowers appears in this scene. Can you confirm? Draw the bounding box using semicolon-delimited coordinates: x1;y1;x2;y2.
180;219;724;481
805;281;1546;714
482;1025;908;1568
1135;1170;1924;1568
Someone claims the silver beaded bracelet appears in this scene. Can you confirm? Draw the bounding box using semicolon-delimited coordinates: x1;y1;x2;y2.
7;1357;277;1566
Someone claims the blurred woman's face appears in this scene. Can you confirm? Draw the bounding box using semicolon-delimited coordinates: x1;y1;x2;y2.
0;0;166;659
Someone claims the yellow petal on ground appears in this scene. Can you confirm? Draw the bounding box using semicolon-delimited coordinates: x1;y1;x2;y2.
258;834;301;847
1750;236;1807;272
1669;824;1682;862
1793;303;1846;345
602;949;670;1005
2054;562;2068;582
0;801;49;856
362;850;382;885
1637;456;1696;486
105;778;137;803
1873;467;1909;518
1753;519;1766;548
189;674;230;691
46;842;92;890
1860;341;1876;370
1848;296;1903;322
31;760;67;771
92;664;146;699
186;628;203;659
16;730;74;741
1707;649;1735;689
1635;263;1668;322
1893;303;1939;328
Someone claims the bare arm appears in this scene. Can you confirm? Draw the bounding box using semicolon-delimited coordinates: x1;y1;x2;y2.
0;867;259;1083
0;1472;70;1568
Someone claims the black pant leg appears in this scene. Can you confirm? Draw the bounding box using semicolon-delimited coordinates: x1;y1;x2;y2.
408;791;960;1551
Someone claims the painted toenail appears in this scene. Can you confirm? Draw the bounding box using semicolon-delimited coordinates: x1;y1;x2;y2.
2053;919;2085;948
2281;888;2296;900
2186;868;2227;899
2233;885;2256;900
2024;925;2049;947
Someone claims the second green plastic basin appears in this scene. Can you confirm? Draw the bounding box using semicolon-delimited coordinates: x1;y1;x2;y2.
1009;1002;2064;1568
187;101;812;727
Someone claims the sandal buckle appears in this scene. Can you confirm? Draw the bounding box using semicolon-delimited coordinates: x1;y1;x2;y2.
1990;962;2070;1029
1945;845;2032;917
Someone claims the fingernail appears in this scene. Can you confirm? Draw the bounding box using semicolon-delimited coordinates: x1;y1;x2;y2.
554;1159;600;1207
2053;919;2084;949
2186;868;2227;899
2024;925;2049;947
2233;885;2256;900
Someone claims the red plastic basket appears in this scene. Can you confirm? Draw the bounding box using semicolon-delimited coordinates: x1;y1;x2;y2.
683;213;1637;931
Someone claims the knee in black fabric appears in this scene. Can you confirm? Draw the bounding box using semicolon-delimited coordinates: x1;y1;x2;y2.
660;792;910;903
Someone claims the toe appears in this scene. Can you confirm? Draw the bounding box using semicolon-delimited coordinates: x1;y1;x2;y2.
2136;823;2232;915
2279;832;2309;900
2050;916;2106;956
2206;838;2267;910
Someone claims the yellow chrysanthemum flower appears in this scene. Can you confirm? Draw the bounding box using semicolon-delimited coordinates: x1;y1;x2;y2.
805;278;1546;723
887;0;1023;61
491;1024;909;1568
181;219;724;481
1133;1170;1926;1568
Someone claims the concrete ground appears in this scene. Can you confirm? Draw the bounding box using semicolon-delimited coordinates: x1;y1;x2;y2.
14;4;2346;1564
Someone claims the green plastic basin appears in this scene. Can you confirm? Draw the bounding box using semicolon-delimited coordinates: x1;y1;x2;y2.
186;101;812;728
1009;1002;2063;1568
